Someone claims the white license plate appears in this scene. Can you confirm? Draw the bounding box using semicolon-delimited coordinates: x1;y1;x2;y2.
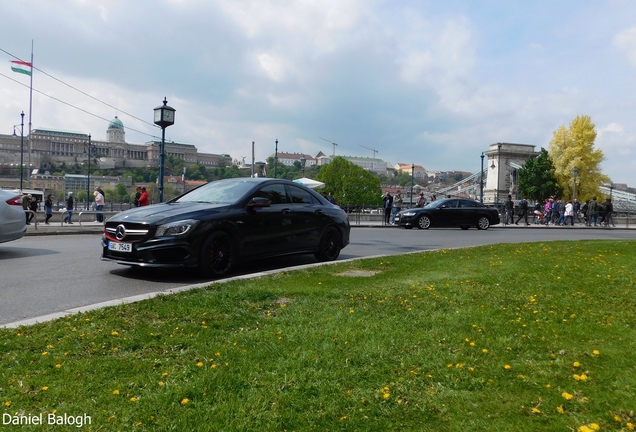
108;242;132;253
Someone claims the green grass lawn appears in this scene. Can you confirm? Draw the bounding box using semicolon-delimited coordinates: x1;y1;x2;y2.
1;240;635;431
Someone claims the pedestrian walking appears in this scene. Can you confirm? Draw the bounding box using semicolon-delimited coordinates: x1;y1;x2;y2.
382;191;393;225
605;199;615;227
94;187;105;222
63;192;75;224
22;193;32;225
134;186;142;207
44;194;53;225
28;197;38;224
391;191;403;224
138;187;149;207
416;192;425;208
504;195;514;225
515;197;529;225
587;197;598;226
565;200;574;226
573;199;583;224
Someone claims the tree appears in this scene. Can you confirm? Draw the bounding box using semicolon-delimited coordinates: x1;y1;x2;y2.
518;148;561;201
316;157;382;206
549;116;609;200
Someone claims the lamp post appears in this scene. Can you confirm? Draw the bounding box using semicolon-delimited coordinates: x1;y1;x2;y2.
12;112;25;190
300;155;306;177
274;139;279;178
609;183;614;201
410;164;415;207
153;97;176;203
496;143;502;211
84;134;92;210
480;152;484;203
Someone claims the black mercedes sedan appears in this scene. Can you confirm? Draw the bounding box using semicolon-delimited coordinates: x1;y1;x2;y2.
394;198;500;230
101;178;350;278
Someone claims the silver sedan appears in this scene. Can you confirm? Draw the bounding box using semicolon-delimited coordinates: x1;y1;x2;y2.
0;189;27;244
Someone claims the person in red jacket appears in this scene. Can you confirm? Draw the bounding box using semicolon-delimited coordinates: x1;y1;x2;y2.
138;187;149;206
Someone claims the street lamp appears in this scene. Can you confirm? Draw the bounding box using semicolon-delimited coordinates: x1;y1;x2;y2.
410;164;415;207
496;143;502;210
84;134;92;210
153;97;176;203
274;139;279;178
609;183;614;200
300;155;306;177
480;152;485;203
12;111;25;190
572;166;579;202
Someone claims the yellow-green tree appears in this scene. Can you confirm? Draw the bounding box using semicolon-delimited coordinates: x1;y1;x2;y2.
549;115;609;200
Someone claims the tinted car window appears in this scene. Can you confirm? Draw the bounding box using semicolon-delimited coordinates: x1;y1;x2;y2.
174;180;254;204
443;199;460;208
254;184;288;204
289;186;316;204
460;200;479;208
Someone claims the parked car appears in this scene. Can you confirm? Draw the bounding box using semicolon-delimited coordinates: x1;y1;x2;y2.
101;178;351;277
0;189;27;244
394;198;500;230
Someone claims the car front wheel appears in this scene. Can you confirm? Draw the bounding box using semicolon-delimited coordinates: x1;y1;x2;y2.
417;215;431;229
477;216;490;230
199;231;236;278
314;226;342;261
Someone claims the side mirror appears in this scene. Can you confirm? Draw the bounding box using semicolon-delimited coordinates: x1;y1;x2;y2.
247;197;271;208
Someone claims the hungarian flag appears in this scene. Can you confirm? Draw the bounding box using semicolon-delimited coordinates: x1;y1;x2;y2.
10;60;32;76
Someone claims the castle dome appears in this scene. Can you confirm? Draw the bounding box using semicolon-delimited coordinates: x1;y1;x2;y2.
108;116;124;130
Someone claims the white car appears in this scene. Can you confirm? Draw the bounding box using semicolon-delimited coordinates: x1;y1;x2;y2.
0;189;27;244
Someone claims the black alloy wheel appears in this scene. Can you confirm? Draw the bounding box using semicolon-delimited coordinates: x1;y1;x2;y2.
199;231;236;277
314;226;342;261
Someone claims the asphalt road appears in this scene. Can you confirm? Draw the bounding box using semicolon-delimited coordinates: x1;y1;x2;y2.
1;227;633;326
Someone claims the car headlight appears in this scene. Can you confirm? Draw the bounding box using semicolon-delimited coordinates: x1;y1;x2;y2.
402;211;416;216
155;219;199;237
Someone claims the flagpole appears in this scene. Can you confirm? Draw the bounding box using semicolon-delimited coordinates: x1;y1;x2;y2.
27;40;34;188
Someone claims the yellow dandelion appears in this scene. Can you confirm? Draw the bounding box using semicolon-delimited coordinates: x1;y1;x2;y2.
196;362;204;367
55;364;62;368
482;348;488;353
626;422;634;430
573;361;581;368
42;386;49;391
562;392;574;401
469;342;475;347
383;392;390;399
556;405;565;413
340;416;348;421
614;415;622;423
211;364;217;369
592;350;601;356
112;389;120;395
130;396;137;402
546;384;552;388
590;424;600;430
42;351;48;356
504;364;511;370
579;426;593;432
181;398;189;405
4;401;11;407
111;331;119;336
158;381;165;386
162;372;168;377
532;407;541;414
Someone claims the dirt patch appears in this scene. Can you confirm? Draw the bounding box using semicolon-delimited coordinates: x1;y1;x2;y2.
275;297;293;304
336;270;381;277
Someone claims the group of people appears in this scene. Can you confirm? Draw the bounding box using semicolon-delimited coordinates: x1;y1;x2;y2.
133;186;149;207
534;196;615;227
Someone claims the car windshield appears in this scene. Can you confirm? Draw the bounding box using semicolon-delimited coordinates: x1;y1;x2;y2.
174;180;255;204
423;199;445;209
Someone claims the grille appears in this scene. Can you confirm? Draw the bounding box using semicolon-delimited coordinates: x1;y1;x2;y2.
105;222;151;243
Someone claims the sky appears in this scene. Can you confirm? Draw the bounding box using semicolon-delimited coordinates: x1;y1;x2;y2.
1;0;636;185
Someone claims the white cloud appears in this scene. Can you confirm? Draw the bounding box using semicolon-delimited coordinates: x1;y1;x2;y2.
613;27;636;67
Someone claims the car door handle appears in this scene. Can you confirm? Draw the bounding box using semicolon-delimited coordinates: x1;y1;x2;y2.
314;209;323;214
281;208;292;213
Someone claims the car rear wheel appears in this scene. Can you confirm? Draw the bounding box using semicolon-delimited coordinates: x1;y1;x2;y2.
199;231;236;278
314;226;341;261
477;216;490;230
417;215;431;229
